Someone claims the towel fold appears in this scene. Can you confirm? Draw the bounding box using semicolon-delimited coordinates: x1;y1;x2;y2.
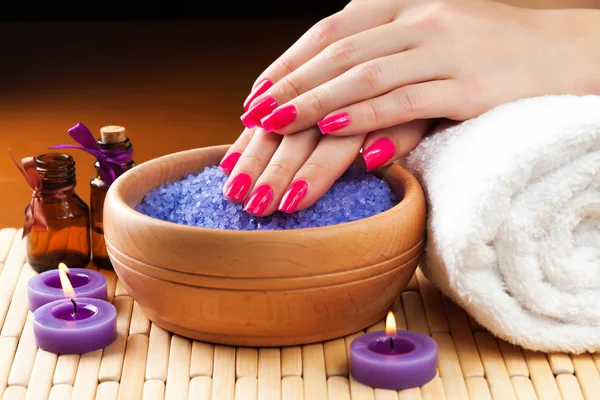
405;95;600;353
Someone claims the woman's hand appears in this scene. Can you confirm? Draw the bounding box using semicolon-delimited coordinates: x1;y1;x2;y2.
241;0;599;138
219;119;429;215
221;0;600;216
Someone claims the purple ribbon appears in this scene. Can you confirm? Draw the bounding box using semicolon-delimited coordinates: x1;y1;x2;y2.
51;122;132;186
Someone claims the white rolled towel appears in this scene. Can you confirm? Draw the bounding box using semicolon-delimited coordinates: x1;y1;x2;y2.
405;95;600;353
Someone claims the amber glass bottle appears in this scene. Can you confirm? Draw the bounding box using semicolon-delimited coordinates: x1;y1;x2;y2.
26;153;91;273
90;126;134;270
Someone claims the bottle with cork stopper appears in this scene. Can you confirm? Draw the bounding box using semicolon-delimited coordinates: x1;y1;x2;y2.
90;125;135;270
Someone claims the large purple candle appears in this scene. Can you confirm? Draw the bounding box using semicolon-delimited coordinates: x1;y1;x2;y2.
350;313;438;390
32;297;117;354
28;265;107;312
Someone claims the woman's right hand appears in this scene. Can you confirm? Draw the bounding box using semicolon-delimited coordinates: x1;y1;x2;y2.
240;0;599;138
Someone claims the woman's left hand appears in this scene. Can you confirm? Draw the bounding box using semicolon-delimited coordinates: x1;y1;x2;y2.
219;119;429;215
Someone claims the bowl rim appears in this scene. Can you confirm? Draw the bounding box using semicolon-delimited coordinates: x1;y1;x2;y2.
105;144;424;237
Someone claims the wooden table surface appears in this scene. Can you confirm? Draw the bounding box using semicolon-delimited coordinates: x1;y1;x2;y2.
0;18;313;228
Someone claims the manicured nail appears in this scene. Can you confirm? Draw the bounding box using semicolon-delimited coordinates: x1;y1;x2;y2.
317;112;351;134
261;105;298;132
362;138;396;172
241;97;278;129
219;152;241;174
243;184;273;216
243;79;273;111
278;180;308;213
224;173;252;203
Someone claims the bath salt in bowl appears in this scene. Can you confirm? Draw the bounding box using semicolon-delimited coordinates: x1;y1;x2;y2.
135;166;398;230
103;145;426;346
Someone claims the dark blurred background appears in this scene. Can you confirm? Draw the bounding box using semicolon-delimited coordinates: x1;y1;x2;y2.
0;0;349;21
0;0;354;227
0;0;592;228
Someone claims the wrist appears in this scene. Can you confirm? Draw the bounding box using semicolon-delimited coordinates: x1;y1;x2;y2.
535;9;600;95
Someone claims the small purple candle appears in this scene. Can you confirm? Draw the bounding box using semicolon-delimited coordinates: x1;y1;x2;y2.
31;263;116;354
350;312;438;390
28;263;107;312
32;297;117;354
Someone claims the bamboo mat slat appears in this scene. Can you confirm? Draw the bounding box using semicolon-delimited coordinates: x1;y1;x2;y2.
53;354;79;386
48;384;72;400
2;227;600;400
141;380;164;400
281;347;303;378
236;347;258;379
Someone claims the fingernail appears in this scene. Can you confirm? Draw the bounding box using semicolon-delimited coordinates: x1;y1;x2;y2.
219;152;241;174
278;180;308;213
224;173;252;203
243;184;273;216
241;97;278;129
243;79;273;111
362;138;396;172
261;105;298;132
317;112;351;134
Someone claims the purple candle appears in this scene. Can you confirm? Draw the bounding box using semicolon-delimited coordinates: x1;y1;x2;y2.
28;263;107;312
32;297;117;354
350;312;438;390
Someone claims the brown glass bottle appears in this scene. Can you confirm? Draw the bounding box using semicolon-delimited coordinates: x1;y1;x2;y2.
90;126;134;270
26;153;91;273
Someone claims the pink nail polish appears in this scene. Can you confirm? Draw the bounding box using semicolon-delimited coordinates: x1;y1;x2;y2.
362;138;396;172
219;152;241;174
243;184;273;216
241;97;278;129
243;79;273;111
224;173;252;203
278;180;308;213
261;105;298;132
317;112;351;134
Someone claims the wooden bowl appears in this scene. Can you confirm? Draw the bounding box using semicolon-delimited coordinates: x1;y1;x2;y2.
103;145;426;346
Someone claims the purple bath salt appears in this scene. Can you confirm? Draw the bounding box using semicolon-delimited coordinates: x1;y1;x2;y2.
135;166;398;230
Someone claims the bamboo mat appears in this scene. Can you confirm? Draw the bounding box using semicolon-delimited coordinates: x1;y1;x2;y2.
1;228;598;400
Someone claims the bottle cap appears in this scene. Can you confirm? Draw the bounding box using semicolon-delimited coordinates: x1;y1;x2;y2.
100;126;126;144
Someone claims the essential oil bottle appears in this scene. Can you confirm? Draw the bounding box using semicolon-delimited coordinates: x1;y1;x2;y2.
26;153;91;273
90;126;135;270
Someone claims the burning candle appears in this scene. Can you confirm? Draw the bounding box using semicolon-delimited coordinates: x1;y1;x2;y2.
32;263;117;354
350;312;438;390
28;263;108;312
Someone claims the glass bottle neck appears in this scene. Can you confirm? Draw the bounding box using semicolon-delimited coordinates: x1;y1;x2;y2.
36;153;77;193
94;137;134;182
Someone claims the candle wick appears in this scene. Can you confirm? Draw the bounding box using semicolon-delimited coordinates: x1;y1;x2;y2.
389;336;394;350
71;298;77;315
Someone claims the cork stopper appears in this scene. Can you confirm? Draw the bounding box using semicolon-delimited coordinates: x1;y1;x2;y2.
100;125;126;144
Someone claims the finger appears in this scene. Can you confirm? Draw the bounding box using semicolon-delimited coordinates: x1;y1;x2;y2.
362;119;431;171
219;128;256;174
277;134;365;213
242;128;321;216
222;128;282;203
259;48;449;134
317;80;463;136
242;0;399;110
245;20;420;115
252;1;399;87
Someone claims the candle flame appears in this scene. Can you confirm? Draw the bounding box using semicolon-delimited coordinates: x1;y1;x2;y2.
385;311;397;336
58;263;75;298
